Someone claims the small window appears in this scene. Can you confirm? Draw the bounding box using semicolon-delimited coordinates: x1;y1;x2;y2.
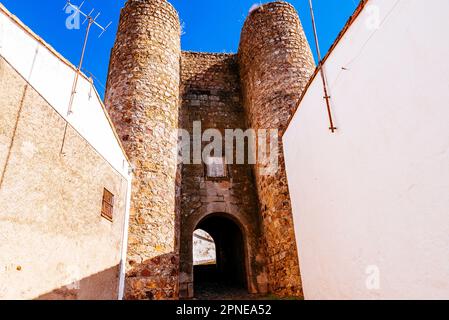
205;156;227;179
101;188;114;222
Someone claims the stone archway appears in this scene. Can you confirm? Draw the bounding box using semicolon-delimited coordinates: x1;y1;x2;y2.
178;206;267;299
193;214;248;298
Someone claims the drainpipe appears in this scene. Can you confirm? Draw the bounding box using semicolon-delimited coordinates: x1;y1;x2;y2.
118;166;133;300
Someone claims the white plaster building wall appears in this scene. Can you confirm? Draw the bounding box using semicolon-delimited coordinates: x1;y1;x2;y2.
193;230;217;266
0;5;133;299
283;0;449;299
0;5;130;180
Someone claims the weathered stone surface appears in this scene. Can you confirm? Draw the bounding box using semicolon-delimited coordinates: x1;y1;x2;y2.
104;0;181;300
238;1;316;297
178;52;267;298
105;0;315;300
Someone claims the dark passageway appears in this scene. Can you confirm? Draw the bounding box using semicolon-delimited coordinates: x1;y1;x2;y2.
193;215;248;299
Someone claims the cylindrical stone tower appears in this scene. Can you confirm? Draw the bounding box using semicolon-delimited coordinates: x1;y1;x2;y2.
238;1;316;297
104;0;181;300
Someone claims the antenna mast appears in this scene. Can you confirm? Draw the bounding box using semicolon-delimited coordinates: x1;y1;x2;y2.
308;0;337;133
63;1;112;115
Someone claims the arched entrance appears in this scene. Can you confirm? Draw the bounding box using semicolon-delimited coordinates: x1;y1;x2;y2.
193;214;248;298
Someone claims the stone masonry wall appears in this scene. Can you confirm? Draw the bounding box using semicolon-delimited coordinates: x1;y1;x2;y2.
104;0;316;300
104;0;181;300
238;1;316;297
178;52;267;298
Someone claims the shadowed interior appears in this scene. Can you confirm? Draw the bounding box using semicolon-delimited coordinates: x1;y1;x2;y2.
194;215;247;296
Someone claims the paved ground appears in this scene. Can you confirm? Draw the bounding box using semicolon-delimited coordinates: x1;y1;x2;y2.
193;282;289;300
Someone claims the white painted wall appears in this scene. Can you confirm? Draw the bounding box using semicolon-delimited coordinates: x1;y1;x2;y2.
193;229;217;266
0;5;131;180
0;5;133;299
284;0;449;299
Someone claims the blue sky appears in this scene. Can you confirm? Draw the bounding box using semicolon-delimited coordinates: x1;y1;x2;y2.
1;0;359;98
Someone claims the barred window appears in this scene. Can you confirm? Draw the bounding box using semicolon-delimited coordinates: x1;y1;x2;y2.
101;188;114;222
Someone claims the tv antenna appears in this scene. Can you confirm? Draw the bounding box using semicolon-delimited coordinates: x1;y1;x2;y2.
63;1;112;115
308;0;337;133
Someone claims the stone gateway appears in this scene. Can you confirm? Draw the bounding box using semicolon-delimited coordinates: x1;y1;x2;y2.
104;0;315;300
